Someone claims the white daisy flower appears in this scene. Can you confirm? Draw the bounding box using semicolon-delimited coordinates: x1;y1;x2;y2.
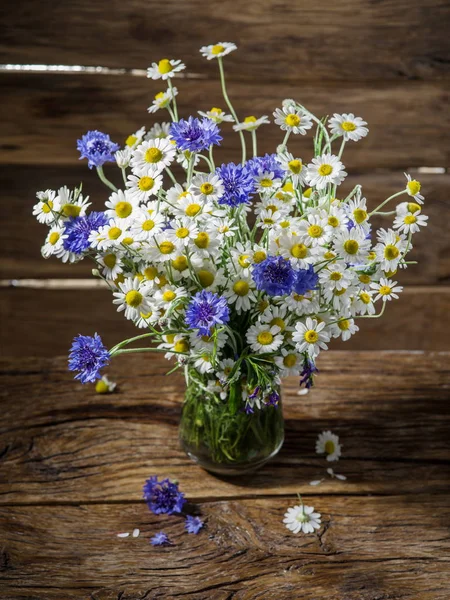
198;107;234;123
333;228;370;263
154;284;188;309
233;115;270;132
98;251;124;280
282;291;319;316
190;227;221;259
404;173;424;203
146;232;182;263
173;195;212;220
229;241;254;275
113;276;152;321
319;261;354;292
189;173;224;203
145;122;171;140
273;106;313;135
33;190;59;224
275;233;318;269
316;430;342;461
293;318;331;359
115;147;132;169
165;217;199;247
176;149;201;170
274;348;302;377
328;113;368;142
166;183;191;205
95;375;117;393
393;209;428;234
193;353;215;374
129;210;166;242
216;357;239;383
306;154;347;190
330;317;359;342
346;194;370;233
370;278;403;302
326;202;349;232
259;305;291;335
56;186;91;219
133;305;162;329
254;171;282;195
211;216;239;239
89;218;128;250
147;58;185;80
125;126;146;149
41;225;66;258
246;323;283;354
297;211;333;247
199;42;237;60
374;229;406;272
223;276;257;314
189;329;227;353
283;502;321;534
126;173;163;202
105;190;139;223
158;333;190;359
396;200;422;216
322;285;354;312
276;152;308;186
194;262;226;290
352;290;376;316
130;138;176;176
148;87;178;114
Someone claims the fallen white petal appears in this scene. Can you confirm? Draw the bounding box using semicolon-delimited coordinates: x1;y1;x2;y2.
132;528;140;538
326;467;335;477
335;473;347;481
309;479;323;486
297;388;309;396
117;532;130;538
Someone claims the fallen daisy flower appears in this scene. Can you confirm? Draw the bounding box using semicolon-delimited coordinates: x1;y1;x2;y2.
283;496;321;534
327;467;347;481
316;430;342;462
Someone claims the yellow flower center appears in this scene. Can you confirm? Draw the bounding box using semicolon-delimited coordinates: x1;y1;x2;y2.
95;379;109;393
174;340;189;353
49;232;60;245
325;440;335;454
141;219;154;232
260;178;273;188
122;237;134;245
343;240;359;255
158;59;173;74
172;256;188;271
200;182;214;195
368;251;377;261
280;220;290;228
138;176;155;191
266;204;278;212
211;44;225;55
283;354;297;368
330;271;342;281
263;217;275;224
338;319;350;331
176;227;190;239
126;134;137;147
253;250;267;264
285;114;301;127
42;200;53;214
384;245;400;260
257;332;274;345
145;147;163;164
144;266;158;280
62;203;81;218
270;317;285;332
103;254;116;269
379;285;392;296
407;202;421;214
115;201;133;219
157;275;168;287
195;232;210;249
159;241;175;255
166;333;176;344
308;224;323;238
238;254;251;268
353;208;367;224
304;330;319;343
318;164;333;176
293;294;304;301
334;288;347;296
155;91;166;100
185;203;201;217
404;215;417;225
303;187;312;198
244;115;257;123
328;216;339;227
258;299;269;313
163;290;176;302
107;227;121;240
291;243;308;259
114;273;125;285
125;290;143;308
210;107;223;114
407;180;421;196
359;274;371;284
198;270;215;287
283;182;294;193
360;292;371;304
233;281;249;296
341;121;356;132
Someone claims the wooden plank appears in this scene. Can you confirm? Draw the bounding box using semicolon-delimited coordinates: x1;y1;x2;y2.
1;74;449;169
1;165;449;283
0;352;449;503
1;0;449;80
1;287;450;357
0;495;449;599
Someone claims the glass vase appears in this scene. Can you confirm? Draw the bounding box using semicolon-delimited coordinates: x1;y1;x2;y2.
179;373;284;475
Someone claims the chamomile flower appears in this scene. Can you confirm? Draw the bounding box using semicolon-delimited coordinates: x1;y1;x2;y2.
147;58;185;80
130;210;166;242
130;139;176;176
346;195;370;233
166;184;191;205
105;190;139;223
306;154;347;190
194;262;226;290
146;122;171;140
274;347;303;376
330;317;359;341
124;126;146;149
297;211;333;247
352;290;376;316
193;353;215;374
254;171;282;194
198;107;234;123
328;113;368;142
173;195;213;220
216;357;239;383
333;228;370;263
404;173;424;203
115;147;132;169
33;190;59;224
233;115;270;132
147;233;182;263
259;305;291;333
98;251;124;280
113;276;152;321
374;230;406;272
165;218;199;247
154;284;188;309
189;329;227;353
282;291;319;316
275;233;318;269
134;305;162;328
319;261;354;292
316;430;342;461
276;152;308;186
200;42;237;60
393;209;428;234
189;173;224;203
211;216;239;239
283;502;321;534
223;276;257;313
370;278;403;302
229;241;254;275
41;225;67;258
89;217;127;250
246;323;283;354
57;186;91;219
126;173;163;202
293;318;331;358
147;87;178;114
273;106;313;135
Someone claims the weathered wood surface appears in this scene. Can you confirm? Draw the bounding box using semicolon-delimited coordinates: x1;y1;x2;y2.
0;351;449;598
1;0;449;81
2;286;450;356
2;167;448;283
1;74;449;169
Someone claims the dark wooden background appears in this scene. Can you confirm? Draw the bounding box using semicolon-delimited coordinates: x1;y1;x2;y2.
1;0;450;356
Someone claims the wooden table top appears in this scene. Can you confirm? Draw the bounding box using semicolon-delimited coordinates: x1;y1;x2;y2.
1;351;449;599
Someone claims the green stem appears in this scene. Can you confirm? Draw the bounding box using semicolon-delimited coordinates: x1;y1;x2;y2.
209;144;216;170
167;78;178;121
369;190;406;217
218;57;246;164
96;166;117;192
251;130;258;157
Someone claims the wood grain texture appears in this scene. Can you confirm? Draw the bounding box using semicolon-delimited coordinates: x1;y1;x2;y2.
1;352;449;504
1;0;449;80
1;74;449;168
1;166;449;283
1;495;449;599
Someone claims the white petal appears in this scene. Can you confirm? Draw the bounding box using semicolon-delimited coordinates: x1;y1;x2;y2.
117;532;129;538
309;479;323;486
132;528;140;537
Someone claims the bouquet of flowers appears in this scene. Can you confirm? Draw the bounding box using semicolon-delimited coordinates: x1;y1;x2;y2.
33;42;427;472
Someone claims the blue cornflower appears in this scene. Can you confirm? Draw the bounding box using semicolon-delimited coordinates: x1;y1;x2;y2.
252;256;296;296
169;117;222;153
215;162;255;206
150;532;171;546
265;390;280;407
185;290;230;337
292;265;319;295
245;153;286;180
63;211;108;254
68;333;110;384
185;515;204;534
77;130;120;169
143;476;186;515
300;356;319;389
